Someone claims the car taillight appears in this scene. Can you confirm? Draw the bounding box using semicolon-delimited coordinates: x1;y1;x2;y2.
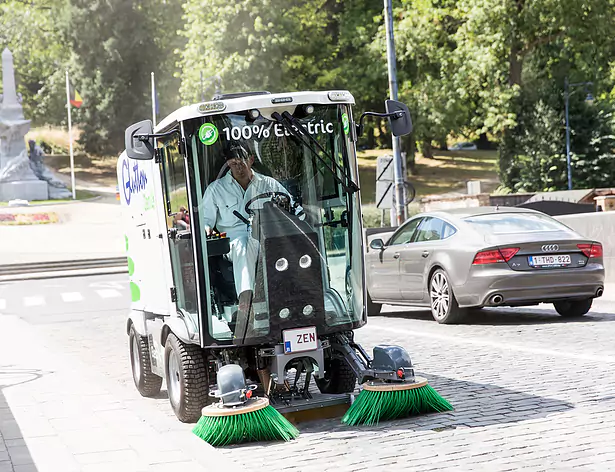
578;243;603;258
473;247;519;264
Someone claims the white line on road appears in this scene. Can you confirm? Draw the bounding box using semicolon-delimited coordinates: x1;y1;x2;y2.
0;299;5;310
370;325;615;364
96;289;122;299
61;292;84;303
23;296;45;307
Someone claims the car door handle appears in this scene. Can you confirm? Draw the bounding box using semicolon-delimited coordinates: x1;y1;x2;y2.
422;251;430;258
393;252;400;259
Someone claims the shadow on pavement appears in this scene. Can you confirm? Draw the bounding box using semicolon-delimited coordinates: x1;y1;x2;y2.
0;366;46;471
377;306;615;325
293;372;573;437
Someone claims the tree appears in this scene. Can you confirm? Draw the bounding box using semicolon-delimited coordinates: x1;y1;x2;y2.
0;0;69;125
63;0;184;155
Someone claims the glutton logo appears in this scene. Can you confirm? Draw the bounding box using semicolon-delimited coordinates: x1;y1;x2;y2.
122;158;148;206
199;123;219;146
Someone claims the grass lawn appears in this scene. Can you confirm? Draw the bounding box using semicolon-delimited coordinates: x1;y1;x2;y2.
357;148;499;205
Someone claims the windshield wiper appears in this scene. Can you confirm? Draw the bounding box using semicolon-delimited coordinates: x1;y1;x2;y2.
271;112;359;195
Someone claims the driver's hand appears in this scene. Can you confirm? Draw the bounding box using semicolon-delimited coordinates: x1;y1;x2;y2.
204;225;213;236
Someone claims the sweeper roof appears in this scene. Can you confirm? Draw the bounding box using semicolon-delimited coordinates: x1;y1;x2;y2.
155;90;356;133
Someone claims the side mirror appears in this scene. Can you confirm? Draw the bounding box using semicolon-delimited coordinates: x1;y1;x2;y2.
125;120;154;160
385;100;413;137
370;238;385;251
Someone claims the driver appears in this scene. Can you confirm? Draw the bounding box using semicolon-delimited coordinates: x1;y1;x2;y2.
201;144;302;313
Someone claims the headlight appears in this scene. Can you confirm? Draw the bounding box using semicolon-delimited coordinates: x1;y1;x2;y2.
303;305;314;316
299;255;312;269
275;258;288;271
279;308;290;319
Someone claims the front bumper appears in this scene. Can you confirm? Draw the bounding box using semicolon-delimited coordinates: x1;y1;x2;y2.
455;263;605;307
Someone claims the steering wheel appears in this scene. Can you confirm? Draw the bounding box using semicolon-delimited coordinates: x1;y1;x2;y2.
245;191;291;215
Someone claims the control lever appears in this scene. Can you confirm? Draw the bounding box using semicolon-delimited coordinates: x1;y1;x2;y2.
233;210;250;226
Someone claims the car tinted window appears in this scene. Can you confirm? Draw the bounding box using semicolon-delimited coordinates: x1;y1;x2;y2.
390;218;422;245
464;213;570;234
414;217;445;242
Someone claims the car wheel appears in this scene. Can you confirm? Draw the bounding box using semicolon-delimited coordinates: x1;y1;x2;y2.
553;299;592;317
366;292;382;316
429;269;465;324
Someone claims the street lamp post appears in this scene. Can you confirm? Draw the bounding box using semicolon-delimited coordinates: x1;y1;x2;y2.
564;77;593;191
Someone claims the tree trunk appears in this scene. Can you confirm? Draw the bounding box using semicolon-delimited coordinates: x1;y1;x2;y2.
421;140;434;159
437;137;448;151
477;133;490;150
366;126;375;149
402;135;417;175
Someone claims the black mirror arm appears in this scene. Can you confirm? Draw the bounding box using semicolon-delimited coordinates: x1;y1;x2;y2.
134;128;180;141
357;111;406;136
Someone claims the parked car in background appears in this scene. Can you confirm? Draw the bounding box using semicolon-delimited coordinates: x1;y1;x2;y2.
449;142;477;151
365;207;605;324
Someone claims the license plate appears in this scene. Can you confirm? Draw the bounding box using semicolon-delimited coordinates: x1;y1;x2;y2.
283;326;317;354
529;254;572;267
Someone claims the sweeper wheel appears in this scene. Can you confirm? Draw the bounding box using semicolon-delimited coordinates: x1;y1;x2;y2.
316;358;357;394
200;397;269;417
165;334;211;423
129;324;162;397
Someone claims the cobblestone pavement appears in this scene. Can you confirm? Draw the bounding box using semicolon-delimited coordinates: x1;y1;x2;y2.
1;274;614;471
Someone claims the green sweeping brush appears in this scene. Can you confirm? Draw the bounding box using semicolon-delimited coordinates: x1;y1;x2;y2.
342;376;453;426
193;397;299;447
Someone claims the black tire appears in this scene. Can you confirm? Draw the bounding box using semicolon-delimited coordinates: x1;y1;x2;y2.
366;292;382;316
429;269;465;324
554;299;593;317
316;357;357;394
164;334;211;423
129;324;162;397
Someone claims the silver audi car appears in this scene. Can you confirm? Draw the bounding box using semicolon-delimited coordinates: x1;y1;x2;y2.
365;207;605;323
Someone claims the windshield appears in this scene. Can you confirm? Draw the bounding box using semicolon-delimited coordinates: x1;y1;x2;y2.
184;104;364;344
464;212;571;235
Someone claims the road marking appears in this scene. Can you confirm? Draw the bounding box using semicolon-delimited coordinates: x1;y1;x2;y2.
0;299;5;310
96;289;122;299
61;292;84;302
371;325;615;364
23;296;45;307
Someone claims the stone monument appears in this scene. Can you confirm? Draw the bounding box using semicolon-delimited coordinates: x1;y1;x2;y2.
0;48;49;201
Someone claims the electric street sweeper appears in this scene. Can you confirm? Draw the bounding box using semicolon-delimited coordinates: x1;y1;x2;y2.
118;90;451;444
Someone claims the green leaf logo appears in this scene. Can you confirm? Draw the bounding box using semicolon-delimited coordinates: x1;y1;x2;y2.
342;113;349;135
199;123;219;145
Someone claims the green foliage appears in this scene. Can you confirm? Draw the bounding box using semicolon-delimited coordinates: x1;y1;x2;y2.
0;0;69;125
63;0;184;155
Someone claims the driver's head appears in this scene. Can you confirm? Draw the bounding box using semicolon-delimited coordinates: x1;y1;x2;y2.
225;144;254;180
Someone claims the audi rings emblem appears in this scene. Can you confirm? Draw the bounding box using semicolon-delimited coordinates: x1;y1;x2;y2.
541;244;559;252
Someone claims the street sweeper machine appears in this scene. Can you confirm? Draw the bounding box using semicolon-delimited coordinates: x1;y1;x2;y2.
118;90;451;445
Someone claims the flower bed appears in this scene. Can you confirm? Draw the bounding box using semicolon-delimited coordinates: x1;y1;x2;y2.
0;212;59;225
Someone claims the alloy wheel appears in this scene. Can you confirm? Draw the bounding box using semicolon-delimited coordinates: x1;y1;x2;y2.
430;272;450;320
167;349;181;406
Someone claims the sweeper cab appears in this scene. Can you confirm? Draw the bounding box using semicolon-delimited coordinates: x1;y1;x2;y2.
118;90;419;423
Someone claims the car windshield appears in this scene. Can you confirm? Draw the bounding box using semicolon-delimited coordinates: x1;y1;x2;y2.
183;104;364;344
463;212;570;234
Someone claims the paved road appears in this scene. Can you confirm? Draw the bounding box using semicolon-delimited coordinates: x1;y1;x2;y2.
0;274;614;471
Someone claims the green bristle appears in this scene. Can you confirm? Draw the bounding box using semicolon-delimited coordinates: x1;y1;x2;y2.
342;384;453;426
193;404;299;447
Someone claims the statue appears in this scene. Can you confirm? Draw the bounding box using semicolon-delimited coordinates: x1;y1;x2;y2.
28;140;72;199
0;48;49;201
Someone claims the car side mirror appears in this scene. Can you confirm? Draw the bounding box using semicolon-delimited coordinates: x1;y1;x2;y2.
125;120;154;160
370;238;385;251
385;100;413;137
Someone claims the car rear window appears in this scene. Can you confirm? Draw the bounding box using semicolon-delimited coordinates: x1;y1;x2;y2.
463;213;570;234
